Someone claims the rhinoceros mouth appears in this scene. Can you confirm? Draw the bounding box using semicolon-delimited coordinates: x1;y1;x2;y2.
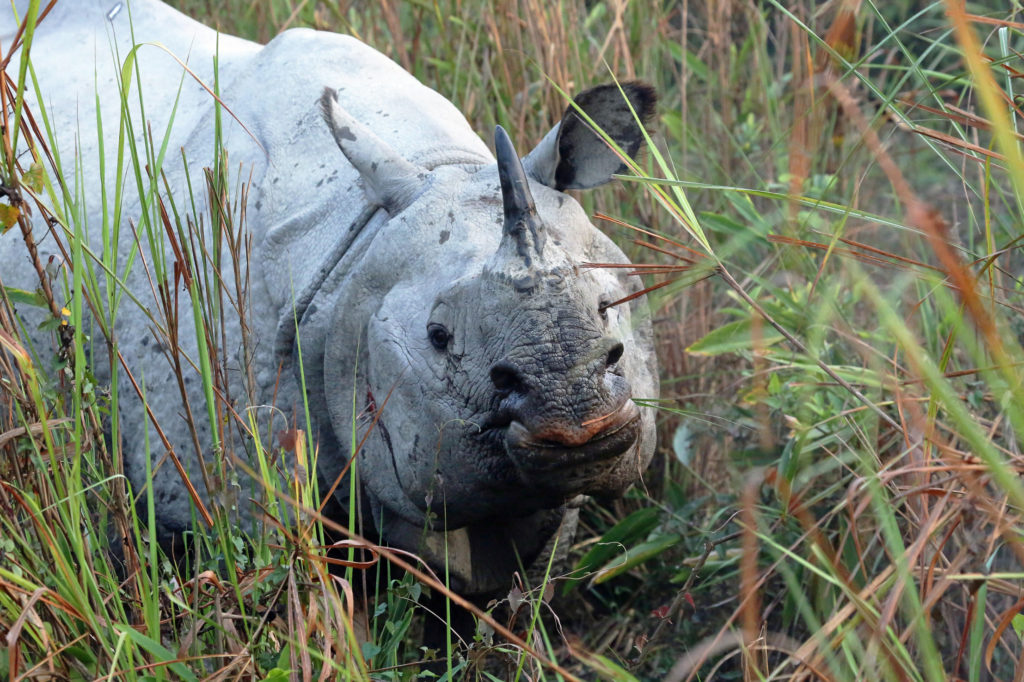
503;401;641;477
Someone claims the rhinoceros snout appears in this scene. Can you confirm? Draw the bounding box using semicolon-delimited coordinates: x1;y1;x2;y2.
489;334;641;482
517;398;640;448
504;399;641;479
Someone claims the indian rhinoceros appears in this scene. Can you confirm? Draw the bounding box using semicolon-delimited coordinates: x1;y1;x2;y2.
0;0;658;596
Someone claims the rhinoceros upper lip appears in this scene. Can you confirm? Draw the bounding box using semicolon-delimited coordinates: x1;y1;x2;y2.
503;401;641;473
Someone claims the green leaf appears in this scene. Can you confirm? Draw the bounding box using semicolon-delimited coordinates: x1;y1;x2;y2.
577;653;642;681
2;286;47;308
1012;613;1024;640
660;110;683;144
723;191;772;235
565;507;661;594
65;644;96;666
699;211;747;235
276;644;291;670
593;534;682;584
687;318;785;356
583;1;607;29
361;640;381;660
23;161;45;193
770;359;885;389
113;625;198;682
665;41;709;81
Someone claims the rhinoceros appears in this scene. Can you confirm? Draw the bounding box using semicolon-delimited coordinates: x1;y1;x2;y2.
0;0;658;596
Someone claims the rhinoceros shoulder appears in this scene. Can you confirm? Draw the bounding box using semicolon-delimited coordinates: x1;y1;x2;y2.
230;28;493;320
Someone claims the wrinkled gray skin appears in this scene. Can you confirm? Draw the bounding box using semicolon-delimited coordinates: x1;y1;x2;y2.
0;0;658;595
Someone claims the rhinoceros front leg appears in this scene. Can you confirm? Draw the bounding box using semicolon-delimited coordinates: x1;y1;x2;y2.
370;498;572;598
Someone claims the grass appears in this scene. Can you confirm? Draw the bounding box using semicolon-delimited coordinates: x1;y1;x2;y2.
3;0;1024;680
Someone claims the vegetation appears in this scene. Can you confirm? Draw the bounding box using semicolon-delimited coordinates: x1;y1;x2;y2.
2;0;1024;679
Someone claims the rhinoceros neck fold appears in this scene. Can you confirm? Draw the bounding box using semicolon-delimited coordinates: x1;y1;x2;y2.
272;203;384;361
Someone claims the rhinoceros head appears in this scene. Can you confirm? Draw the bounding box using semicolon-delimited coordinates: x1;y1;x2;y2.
316;84;658;567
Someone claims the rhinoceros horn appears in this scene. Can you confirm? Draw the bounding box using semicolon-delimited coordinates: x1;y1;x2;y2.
495;125;546;268
320;88;426;212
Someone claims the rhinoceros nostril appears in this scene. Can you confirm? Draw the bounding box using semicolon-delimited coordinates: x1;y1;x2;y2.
490;362;525;394
606;342;624;368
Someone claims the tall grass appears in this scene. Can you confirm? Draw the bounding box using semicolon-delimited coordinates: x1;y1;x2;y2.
2;0;1024;680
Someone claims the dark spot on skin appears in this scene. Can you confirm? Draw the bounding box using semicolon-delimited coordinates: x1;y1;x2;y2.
376;417;395;462
338;126;357;141
141;337;149;346
319;163;325;169
557;195;565;207
273;177;279;184
439;230;450;244
255;199;262;210
316;178;324;187
307;303;318;316
328;176;336;183
371;162;378;172
513;273;537;291
184;376;192;385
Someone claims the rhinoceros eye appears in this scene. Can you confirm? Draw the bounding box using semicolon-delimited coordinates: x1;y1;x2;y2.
427;323;451;351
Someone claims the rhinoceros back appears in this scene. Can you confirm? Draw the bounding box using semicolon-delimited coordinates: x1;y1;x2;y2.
0;0;493;537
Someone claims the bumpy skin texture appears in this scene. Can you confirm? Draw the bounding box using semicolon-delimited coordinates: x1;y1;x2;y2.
0;0;659;596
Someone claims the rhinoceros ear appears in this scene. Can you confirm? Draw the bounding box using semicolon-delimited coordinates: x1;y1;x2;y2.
319;88;426;212
522;82;656;191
